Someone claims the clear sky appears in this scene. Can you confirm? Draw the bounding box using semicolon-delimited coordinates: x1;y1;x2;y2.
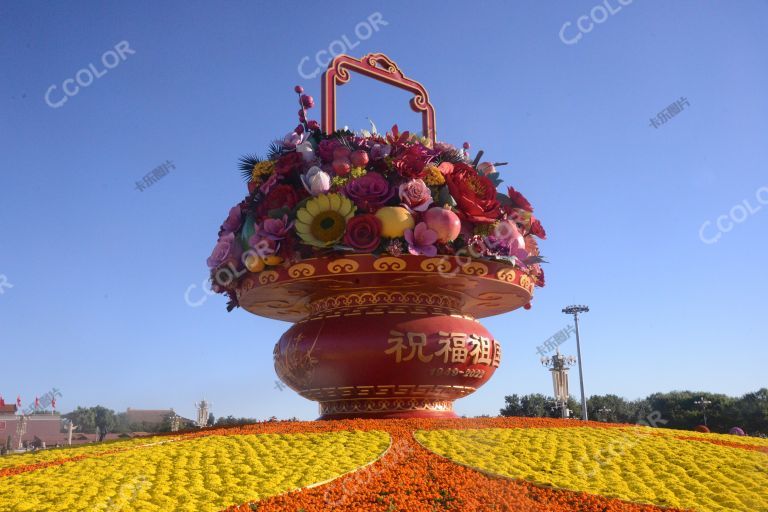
1;1;766;421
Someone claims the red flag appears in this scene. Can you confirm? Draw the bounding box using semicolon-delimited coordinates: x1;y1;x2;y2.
34;396;40;409
51;398;56;410
16;396;21;407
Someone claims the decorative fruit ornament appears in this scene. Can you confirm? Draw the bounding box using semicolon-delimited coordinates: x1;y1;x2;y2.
245;254;265;272
263;255;284;266
375;206;415;238
332;159;351;176
350;150;369;167
423;206;461;243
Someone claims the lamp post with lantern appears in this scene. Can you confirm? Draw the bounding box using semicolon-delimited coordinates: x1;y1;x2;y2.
541;351;577;419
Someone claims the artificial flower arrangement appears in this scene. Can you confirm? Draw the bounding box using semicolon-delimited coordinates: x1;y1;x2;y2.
208;86;546;310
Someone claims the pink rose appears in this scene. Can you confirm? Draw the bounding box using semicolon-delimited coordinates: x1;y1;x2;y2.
398;179;433;212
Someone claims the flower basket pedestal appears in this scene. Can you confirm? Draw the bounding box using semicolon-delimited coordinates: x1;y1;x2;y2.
238;254;532;419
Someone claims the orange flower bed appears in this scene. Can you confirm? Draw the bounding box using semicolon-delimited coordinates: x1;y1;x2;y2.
220;418;689;512
670;435;768;454
0;455;90;478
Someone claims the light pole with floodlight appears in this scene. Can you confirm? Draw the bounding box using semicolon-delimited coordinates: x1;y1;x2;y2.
694;397;712;427
563;305;589;421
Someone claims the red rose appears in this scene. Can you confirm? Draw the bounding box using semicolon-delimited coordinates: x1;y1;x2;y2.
445;163;501;223
506;186;533;212
274;152;304;176
343;214;382;252
258;184;299;215
392;145;430;179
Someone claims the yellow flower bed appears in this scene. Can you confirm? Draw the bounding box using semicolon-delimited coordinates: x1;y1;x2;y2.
632;426;768;447
414;427;768;512
0;435;178;470
0;430;389;512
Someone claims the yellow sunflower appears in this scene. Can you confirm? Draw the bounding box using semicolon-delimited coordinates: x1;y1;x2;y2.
295;193;356;247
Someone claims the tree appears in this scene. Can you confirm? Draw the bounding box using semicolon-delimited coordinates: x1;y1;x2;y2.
214;415;258;426
735;388;768;435
207;413;215;427
500;393;580;418
63;407;97;433
499;389;768;434
587;394;637;423
93;406;117;441
64;406;117;438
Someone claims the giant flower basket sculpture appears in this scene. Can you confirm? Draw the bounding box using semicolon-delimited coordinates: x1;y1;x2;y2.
208;53;546;419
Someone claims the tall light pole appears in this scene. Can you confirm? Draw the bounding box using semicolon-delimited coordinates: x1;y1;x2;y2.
563;305;589;421
694;397;712;427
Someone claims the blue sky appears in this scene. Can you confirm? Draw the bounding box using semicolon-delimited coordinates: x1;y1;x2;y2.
1;1;766;421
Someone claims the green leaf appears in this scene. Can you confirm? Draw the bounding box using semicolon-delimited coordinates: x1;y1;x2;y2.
238;154;261;182
496;192;512;207
437;187;457;207
268;207;290;219
240;213;256;249
487;172;503;187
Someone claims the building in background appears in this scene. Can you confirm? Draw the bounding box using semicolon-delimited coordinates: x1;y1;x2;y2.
0;404;63;450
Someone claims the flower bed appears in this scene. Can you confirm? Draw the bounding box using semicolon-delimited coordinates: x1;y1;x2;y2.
1;417;763;511
414;427;767;512
0;430;388;512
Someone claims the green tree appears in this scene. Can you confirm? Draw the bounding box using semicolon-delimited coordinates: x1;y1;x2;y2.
587;394;637;423
93;406;117;441
501;393;581;418
63;407;97;433
735;388;768;434
214;415;258;426
207;413;215;427
499;389;768;434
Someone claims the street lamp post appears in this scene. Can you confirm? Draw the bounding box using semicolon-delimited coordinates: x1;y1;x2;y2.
541;352;577;419
16;415;28;450
694;397;712;427
563;305;589;421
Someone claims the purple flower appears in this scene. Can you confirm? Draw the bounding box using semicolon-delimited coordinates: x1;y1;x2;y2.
492;220;525;250
399;179;433;212
247;235;278;258
370;143;392;160
256;215;293;241
221;205;243;233
207;232;243;269
344;172;395;212
282;130;307;149
301;166;331;195
404;222;438;256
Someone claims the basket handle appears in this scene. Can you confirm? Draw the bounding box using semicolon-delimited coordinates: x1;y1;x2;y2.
321;53;436;143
